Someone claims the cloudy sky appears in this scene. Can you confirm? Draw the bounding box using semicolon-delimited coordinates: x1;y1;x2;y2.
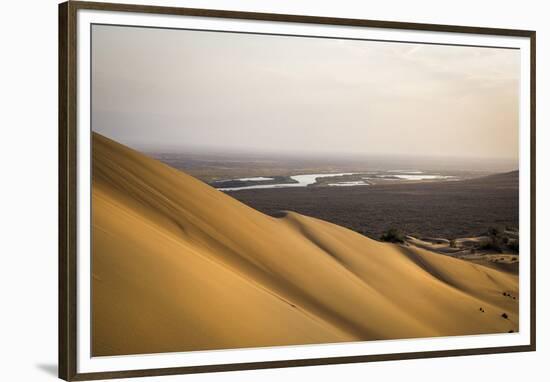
92;24;519;161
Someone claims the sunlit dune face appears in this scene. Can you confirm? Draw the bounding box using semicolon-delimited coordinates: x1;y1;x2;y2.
91;133;519;356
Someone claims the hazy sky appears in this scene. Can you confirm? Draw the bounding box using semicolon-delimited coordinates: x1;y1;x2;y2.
92;25;520;161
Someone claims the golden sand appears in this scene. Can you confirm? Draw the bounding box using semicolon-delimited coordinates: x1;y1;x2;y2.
92;132;518;356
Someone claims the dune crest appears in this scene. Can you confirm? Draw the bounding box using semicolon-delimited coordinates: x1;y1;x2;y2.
92;132;518;357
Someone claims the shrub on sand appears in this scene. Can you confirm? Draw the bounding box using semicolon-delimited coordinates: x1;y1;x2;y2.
380;228;405;243
477;226;505;253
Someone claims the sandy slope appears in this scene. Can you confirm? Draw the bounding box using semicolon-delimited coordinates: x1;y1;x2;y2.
92;133;519;357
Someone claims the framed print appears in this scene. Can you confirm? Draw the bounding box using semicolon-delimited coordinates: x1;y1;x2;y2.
59;1;536;380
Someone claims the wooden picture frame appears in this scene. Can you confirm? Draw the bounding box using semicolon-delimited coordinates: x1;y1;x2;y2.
59;1;536;380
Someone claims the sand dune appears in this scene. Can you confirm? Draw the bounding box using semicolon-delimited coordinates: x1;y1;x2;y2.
92;132;519;356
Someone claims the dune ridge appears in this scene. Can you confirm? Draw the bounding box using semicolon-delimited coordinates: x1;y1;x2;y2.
92;132;518;357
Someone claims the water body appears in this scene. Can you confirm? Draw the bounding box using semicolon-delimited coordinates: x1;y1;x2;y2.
219;173;355;191
328;181;370;187
216;176;274;183
218;171;457;191
375;174;455;181
236;177;275;181
387;170;424;174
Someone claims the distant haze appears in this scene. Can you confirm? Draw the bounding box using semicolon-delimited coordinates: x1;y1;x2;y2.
92;25;519;163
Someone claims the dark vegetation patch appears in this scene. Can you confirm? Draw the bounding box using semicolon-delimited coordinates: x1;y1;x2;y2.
380;228;405;243
478;226;519;253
